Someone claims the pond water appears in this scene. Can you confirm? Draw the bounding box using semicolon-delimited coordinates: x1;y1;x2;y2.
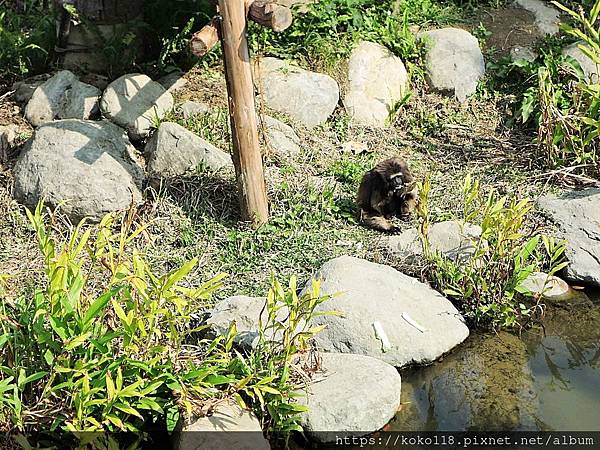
394;293;600;432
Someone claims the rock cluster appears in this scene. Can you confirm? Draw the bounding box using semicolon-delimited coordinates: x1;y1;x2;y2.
204;255;470;441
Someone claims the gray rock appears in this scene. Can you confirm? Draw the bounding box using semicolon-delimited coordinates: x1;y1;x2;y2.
260;115;302;158
180;100;210;119
344;41;409;128
300;256;470;368
521;272;585;303
100;73;174;140
254;57;339;129
13;119;144;222
386;220;482;262
537;189;600;287
0;124;19;160
563;42;599;83
420;28;485;102
158;71;188;93
510;46;538;63
515;0;560;35
206;295;302;350
174;401;270;450
299;353;401;442
11;73;52;104
24;70;101;126
145;122;231;179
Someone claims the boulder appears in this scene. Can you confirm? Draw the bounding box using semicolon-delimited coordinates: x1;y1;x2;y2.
13;120;144;221
515;0;560;36
344;41;409;128
299;353;401;442
100;73;174;140
254;57;339;129
260;115;302;158
386;220;482;263
537;189;600;287
563;42;599;83
24;70;101;126
180;100;210;119
174;401;270;450
420;28;485;102
299;256;470;368
145;122;231;179
206;296;302;350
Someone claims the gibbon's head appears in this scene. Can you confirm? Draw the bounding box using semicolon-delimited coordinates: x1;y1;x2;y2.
374;157;414;193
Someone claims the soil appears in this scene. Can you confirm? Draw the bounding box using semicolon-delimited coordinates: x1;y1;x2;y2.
479;6;542;58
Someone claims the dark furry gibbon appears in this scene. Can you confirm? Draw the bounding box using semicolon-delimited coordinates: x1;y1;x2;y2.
356;157;417;232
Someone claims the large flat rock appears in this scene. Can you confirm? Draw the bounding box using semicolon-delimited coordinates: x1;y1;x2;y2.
206;296;303;350
254;57;339;129
13;119;144;221
300;256;470;368
344;41;409;128
563;42;599;83
299;353;401;442
537;189;600;287
100;73;174;140
386;220;482;263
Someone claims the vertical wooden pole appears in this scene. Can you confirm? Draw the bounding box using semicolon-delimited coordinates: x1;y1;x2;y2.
218;0;269;226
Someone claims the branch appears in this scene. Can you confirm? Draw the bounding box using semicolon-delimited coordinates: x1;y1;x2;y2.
190;18;220;57
247;0;293;32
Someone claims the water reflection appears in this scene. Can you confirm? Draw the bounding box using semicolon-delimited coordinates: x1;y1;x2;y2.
395;297;600;432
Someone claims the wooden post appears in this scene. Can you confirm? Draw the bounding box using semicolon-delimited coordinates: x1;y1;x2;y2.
218;0;269;225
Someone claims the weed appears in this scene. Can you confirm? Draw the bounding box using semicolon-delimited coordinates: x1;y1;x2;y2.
416;175;568;330
0;202;328;446
249;0;458;76
0;3;54;81
491;1;600;175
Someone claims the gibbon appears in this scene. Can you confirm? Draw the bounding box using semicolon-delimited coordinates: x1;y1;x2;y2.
356;157;417;231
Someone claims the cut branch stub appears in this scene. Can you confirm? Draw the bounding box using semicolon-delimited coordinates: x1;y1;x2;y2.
189;1;292;57
190;18;220;57
247;0;293;32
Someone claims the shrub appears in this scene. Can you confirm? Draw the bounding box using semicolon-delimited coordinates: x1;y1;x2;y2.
416;175;568;330
0;3;54;81
504;1;599;174
249;0;460;74
0;203;328;447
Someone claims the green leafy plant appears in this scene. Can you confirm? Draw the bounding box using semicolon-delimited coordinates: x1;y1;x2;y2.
0;203;328;447
249;0;457;75
416;175;568;330
0;4;54;80
501;1;599;173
